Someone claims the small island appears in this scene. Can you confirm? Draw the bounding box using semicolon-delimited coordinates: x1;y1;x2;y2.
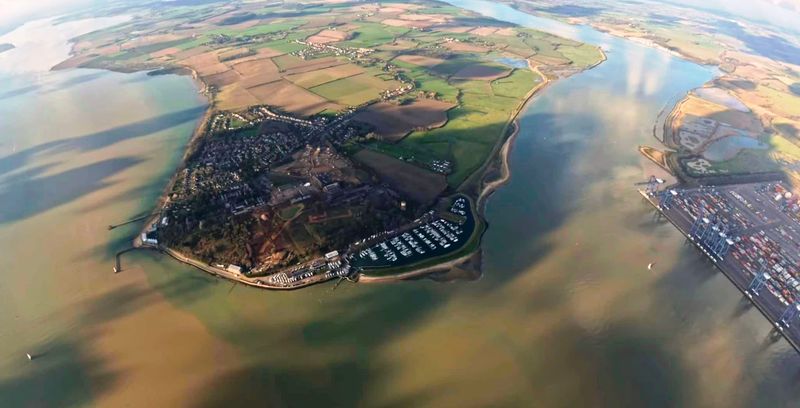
61;0;604;288
0;43;15;54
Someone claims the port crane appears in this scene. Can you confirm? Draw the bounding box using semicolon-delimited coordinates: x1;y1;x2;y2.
634;176;665;196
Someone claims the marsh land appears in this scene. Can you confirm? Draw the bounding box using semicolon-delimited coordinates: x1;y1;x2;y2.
505;0;800;187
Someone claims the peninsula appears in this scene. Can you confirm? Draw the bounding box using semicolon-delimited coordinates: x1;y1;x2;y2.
59;0;604;288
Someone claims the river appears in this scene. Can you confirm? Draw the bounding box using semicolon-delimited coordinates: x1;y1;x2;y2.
1;2;798;407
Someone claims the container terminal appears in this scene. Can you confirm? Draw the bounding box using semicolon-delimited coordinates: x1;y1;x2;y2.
639;178;800;352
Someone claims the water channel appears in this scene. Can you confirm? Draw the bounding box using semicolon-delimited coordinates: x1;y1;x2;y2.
0;2;797;406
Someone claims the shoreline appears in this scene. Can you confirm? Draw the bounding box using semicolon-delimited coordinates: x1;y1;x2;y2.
357;251;476;283
476;48;607;212
127;43;608;290
366;52;609;284
136;66;213;240
502;1;716;68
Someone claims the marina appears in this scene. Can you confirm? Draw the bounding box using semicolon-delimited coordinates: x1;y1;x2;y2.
351;196;475;271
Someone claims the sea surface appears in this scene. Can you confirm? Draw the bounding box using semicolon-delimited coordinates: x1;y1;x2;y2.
0;3;798;406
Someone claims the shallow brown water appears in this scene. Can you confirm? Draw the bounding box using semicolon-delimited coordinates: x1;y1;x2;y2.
1;5;799;407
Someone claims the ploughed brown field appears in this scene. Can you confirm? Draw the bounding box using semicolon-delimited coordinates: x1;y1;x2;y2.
246;79;343;116
217;47;253;61
355;99;456;141
353;149;447;204
469;27;499;36
181;51;229;76
203;69;241;87
395;54;446;67
150;47;181;58
306;29;350;44
442;41;490;53
231;56;280;77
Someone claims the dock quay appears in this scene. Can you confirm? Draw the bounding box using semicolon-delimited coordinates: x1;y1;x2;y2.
108;212;159;230
639;181;800;353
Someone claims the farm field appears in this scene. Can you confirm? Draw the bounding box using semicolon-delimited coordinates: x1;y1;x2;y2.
57;0;604;277
354;99;456;141
63;0;600;169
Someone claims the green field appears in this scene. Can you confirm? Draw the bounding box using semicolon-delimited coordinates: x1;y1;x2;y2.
492;68;542;97
398;67;543;186
256;37;306;53
309;74;389;106
279;204;304;220
558;44;604;68
337;22;409;48
207;20;305;37
68;0;604;196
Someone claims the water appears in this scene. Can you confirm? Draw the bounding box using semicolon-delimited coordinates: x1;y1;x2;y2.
492;56;529;69
1;3;798;406
0;18;222;407
704;135;768;161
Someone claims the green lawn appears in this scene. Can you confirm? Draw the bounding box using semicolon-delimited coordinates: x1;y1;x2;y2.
337;22;409;48
309;74;396;106
279;204;304;220
558;44;605;68
309;77;379;105
492;69;542;97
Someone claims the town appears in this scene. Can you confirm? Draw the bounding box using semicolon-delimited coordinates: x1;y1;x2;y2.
141;101;478;289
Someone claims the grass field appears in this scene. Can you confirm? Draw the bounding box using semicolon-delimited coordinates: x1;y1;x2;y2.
558;44;605;68
279;204;304;220
337;22;409;48
285;64;363;88
398;67;541;186
309;73;400;106
706;149;781;174
66;0;603;194
492;68;542;97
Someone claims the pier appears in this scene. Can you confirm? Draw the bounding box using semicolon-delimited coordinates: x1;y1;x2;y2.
114;247;139;273
639;183;800;353
108;212;159;230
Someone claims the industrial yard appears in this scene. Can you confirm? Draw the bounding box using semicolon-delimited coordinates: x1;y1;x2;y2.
643;181;800;351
